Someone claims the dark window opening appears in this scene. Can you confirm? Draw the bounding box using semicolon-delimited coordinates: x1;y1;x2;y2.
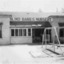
0;25;2;38
0;30;2;38
15;29;18;36
46;29;51;34
60;28;64;37
59;23;64;27
28;29;31;36
11;29;14;36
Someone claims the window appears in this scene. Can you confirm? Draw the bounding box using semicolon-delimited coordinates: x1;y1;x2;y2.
59;28;64;37
0;25;2;38
23;29;26;36
0;30;2;38
46;29;51;34
59;23;64;27
19;29;22;36
11;28;27;37
15;29;18;36
28;29;31;36
11;29;14;36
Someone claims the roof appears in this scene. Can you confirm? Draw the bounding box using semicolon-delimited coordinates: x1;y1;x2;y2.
48;15;64;18
0;12;64;19
1;12;64;18
0;14;12;18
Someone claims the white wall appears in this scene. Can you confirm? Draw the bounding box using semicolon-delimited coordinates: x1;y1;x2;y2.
0;18;10;44
11;37;32;44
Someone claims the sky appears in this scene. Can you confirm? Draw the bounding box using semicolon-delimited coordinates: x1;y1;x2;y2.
0;0;64;12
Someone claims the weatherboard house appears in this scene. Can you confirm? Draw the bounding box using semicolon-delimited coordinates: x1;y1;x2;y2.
0;12;64;45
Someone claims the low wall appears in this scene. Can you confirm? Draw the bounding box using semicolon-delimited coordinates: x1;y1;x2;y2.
11;37;32;44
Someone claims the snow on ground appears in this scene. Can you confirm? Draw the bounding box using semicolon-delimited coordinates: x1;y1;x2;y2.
0;45;64;64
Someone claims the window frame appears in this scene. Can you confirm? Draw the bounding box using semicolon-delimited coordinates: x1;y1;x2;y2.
22;29;26;36
19;29;22;36
15;29;19;36
28;28;31;36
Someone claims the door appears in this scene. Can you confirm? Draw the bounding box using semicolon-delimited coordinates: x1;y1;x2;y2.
32;28;44;43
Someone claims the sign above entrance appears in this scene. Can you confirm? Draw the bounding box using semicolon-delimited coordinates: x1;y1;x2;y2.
22;17;45;21
11;17;46;21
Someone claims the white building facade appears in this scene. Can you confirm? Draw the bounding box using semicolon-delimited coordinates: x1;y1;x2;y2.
0;12;64;45
0;13;49;44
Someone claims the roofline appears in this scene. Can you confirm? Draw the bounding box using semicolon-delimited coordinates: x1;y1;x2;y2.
0;14;12;18
48;15;64;18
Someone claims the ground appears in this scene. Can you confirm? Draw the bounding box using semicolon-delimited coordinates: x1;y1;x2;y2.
0;45;64;64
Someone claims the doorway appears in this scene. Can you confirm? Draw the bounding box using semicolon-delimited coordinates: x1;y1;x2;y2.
45;29;52;44
32;28;44;44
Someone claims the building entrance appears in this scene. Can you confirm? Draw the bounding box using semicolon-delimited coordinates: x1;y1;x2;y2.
32;28;44;44
44;29;52;44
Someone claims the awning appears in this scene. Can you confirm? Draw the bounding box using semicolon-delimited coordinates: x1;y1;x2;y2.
10;21;52;27
41;21;52;27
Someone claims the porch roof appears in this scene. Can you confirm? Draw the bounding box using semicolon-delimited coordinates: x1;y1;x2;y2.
10;21;52;27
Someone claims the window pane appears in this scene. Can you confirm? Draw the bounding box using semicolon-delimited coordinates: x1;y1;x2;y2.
0;30;2;38
0;25;2;38
46;29;51;34
15;29;18;36
60;28;64;37
11;29;14;36
23;29;26;36
19;29;22;36
28;29;31;36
